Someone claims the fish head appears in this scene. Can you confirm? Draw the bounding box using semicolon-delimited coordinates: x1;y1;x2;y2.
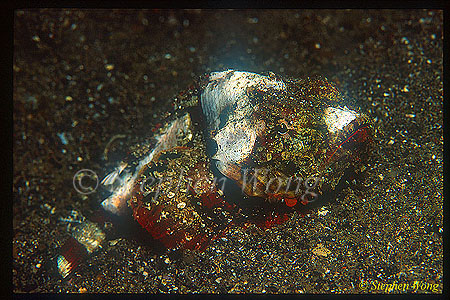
201;72;373;205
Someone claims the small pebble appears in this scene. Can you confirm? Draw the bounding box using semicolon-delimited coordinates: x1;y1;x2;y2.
317;207;329;216
312;244;331;257
57;132;68;145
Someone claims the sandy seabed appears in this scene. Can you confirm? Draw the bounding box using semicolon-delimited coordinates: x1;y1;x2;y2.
13;9;443;293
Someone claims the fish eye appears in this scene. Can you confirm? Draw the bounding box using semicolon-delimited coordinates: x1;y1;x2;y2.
275;122;289;135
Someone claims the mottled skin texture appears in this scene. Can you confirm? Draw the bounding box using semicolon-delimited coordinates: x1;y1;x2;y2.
239;75;373;201
127;72;373;251
129;124;236;250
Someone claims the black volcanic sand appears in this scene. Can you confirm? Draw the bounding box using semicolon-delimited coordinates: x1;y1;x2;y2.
13;9;443;293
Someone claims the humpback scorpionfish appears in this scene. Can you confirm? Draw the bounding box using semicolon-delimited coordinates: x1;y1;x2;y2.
57;70;374;278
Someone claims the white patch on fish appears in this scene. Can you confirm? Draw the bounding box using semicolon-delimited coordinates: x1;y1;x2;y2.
201;70;284;179
323;106;360;134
